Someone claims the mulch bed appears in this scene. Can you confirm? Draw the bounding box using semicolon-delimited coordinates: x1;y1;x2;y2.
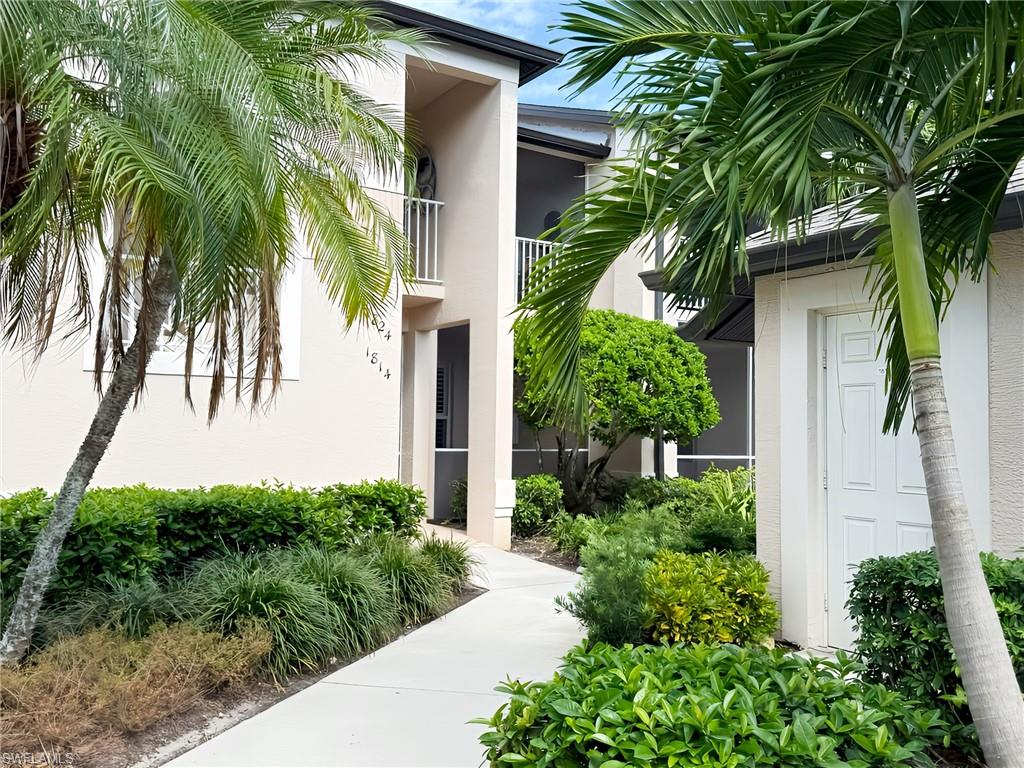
511;534;579;572
6;587;484;768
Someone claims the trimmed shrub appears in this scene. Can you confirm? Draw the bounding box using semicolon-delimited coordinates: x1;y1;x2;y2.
478;643;950;767
0;622;270;761
419;536;477;592
320;479;425;540
185;553;342;680
265;546;398;655
513;474;563;537
1;488;160;605
360;535;452;625
849;549;1024;752
644;551;778;644
1;480;426;606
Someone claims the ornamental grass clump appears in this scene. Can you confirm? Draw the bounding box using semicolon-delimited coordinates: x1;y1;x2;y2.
418;536;478;593
264;546;399;655
360;535;453;625
186;553;341;680
41;574;183;641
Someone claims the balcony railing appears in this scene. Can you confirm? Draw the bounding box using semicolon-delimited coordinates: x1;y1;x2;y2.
515;236;553;302
405;197;443;283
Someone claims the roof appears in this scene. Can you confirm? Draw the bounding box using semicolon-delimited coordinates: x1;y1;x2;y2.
517;126;610;159
644;163;1024;344
518;103;613;125
373;2;563;85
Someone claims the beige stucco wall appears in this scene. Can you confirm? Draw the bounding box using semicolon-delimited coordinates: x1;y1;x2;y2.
988;229;1024;556
0;263;403;494
753;276;783;606
755;228;1024;644
399;53;520;547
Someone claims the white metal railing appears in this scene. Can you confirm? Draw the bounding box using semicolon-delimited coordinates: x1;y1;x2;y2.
515;236;553;302
405;197;443;282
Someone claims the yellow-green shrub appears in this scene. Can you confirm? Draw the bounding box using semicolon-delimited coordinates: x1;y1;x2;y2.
643;550;778;645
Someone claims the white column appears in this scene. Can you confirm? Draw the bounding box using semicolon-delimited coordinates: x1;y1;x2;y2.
400;329;438;518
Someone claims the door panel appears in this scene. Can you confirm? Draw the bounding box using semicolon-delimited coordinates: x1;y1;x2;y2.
825;312;932;649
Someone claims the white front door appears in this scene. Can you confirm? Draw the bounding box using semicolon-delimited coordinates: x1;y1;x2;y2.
824;312;933;649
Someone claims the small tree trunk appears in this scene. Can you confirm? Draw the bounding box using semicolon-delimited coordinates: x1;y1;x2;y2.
910;359;1024;765
0;249;177;664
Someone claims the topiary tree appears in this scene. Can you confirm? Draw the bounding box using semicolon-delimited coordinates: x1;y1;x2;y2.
515;309;719;515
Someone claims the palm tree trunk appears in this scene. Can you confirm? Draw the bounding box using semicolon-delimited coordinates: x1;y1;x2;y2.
890;184;1024;765
910;360;1024;764
0;249;177;664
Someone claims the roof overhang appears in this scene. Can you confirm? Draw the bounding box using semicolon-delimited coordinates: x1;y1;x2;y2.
372;2;563;85
518;103;613;125
517;126;610;160
643;185;1024;344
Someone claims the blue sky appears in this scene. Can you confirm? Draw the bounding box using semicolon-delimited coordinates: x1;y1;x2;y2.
396;0;617;109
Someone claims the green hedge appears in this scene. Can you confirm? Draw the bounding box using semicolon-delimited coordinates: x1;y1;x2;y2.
1;480;425;605
849;549;1024;752
512;474;563;537
479;643;949;767
449;474;565;537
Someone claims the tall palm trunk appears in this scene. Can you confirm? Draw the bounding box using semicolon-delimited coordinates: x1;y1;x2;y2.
890;184;1024;765
0;249;178;664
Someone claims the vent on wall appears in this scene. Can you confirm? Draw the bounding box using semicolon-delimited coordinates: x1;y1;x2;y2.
435;365;450;448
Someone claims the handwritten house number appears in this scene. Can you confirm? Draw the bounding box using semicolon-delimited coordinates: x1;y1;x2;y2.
365;317;393;380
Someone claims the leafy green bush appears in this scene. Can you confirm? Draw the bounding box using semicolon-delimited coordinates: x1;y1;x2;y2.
448;478;468;522
1;480;426;605
683;506;756;554
185;553;342;680
513;474;563;537
623;467;754;533
419;536;477;592
449;475;564;536
264;546;398;655
320;480;425;540
849;549;1024;752
558;508;775;646
1;488;160;604
644;551;778;644
478;643;950;767
556;507;686;645
548;513;610;558
359;535;452;625
622;475;708;517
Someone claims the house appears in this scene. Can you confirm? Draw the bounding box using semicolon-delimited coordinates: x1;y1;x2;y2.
646;170;1024;650
0;2;667;551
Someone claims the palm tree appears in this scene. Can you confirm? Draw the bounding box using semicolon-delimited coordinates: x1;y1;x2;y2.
0;0;417;662
519;1;1024;763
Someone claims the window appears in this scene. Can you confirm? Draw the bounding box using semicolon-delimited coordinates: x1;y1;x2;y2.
83;257;303;380
435;364;450;448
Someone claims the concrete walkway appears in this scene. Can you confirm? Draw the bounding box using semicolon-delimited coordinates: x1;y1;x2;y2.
166;529;582;768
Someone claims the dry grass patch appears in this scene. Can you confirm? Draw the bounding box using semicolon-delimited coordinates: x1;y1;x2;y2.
0;622;270;764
